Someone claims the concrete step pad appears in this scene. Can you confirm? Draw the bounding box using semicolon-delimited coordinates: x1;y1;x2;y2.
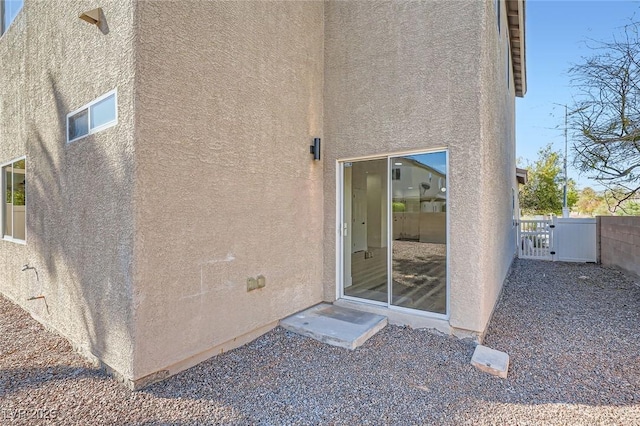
471;344;510;378
280;303;387;350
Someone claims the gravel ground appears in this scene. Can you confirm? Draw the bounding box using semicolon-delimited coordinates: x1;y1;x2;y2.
1;259;640;425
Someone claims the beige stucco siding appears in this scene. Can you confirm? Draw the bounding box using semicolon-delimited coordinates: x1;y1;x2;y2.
0;0;523;387
323;1;517;335
324;1;486;332
0;1;137;378
133;1;324;380
475;0;518;332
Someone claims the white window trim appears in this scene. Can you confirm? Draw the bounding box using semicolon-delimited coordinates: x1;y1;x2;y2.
1;155;26;244
512;187;517;228
66;89;118;143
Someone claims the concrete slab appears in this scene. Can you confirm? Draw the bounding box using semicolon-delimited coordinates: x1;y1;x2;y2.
280;303;387;349
471;344;510;378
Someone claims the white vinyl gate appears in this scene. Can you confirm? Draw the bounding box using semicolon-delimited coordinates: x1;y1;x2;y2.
518;219;553;260
518;217;597;262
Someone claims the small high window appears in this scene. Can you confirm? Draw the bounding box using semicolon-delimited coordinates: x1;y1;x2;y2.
67;90;117;143
1;0;23;36
2;157;26;242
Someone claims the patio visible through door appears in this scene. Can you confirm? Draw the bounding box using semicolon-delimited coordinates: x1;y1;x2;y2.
341;151;448;316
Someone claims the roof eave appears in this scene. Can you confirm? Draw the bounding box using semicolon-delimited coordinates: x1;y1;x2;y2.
507;0;527;97
516;167;528;185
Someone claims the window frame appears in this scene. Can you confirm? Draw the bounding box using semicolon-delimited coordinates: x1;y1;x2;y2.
0;0;23;37
1;156;27;244
512;187;517;227
66;89;118;143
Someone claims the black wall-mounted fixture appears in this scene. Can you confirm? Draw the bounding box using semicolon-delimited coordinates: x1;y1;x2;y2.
310;137;321;161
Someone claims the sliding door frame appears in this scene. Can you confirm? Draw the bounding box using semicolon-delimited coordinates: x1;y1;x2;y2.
336;148;450;320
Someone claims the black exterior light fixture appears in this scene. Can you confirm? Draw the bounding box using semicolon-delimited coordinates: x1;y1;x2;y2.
310;137;321;161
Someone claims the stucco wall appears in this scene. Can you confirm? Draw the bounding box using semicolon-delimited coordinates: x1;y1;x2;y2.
598;216;640;277
475;0;519;333
133;1;324;382
1;0;521;387
0;1;137;379
323;1;517;335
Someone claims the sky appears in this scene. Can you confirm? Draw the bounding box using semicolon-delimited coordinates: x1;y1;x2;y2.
516;0;640;190
408;152;447;174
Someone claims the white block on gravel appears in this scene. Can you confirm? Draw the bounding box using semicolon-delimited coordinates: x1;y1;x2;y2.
471;345;509;378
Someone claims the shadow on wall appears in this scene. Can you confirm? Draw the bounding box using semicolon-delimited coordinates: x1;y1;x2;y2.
21;72;135;378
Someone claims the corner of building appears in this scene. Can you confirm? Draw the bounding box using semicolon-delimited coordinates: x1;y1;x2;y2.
0;0;140;384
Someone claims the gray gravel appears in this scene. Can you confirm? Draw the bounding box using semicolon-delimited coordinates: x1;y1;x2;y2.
1;259;640;425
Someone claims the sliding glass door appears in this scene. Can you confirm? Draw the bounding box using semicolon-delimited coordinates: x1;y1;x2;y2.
341;151;447;316
390;153;447;314
342;159;389;303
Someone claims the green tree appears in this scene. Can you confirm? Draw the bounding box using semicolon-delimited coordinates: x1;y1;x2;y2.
520;144;570;215
575;187;605;216
567;179;579;209
604;186;640;215
573;185;640;216
616;201;640;215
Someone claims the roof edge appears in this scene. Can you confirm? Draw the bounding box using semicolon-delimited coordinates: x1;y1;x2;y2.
507;0;527;97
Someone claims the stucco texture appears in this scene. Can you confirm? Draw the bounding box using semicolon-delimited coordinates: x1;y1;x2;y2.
322;1;518;336
0;1;137;378
132;1;324;380
475;0;519;333
1;0;521;386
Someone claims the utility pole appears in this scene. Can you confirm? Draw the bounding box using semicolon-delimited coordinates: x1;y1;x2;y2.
552;102;572;218
563;105;569;218
553;102;588;217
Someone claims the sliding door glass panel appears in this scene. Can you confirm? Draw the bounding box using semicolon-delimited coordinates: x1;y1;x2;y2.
4;168;12;237
391;153;447;314
343;159;388;303
12;160;26;240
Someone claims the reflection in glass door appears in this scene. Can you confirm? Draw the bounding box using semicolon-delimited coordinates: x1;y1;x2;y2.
340;152;447;316
390;153;447;314
342;159;389;303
